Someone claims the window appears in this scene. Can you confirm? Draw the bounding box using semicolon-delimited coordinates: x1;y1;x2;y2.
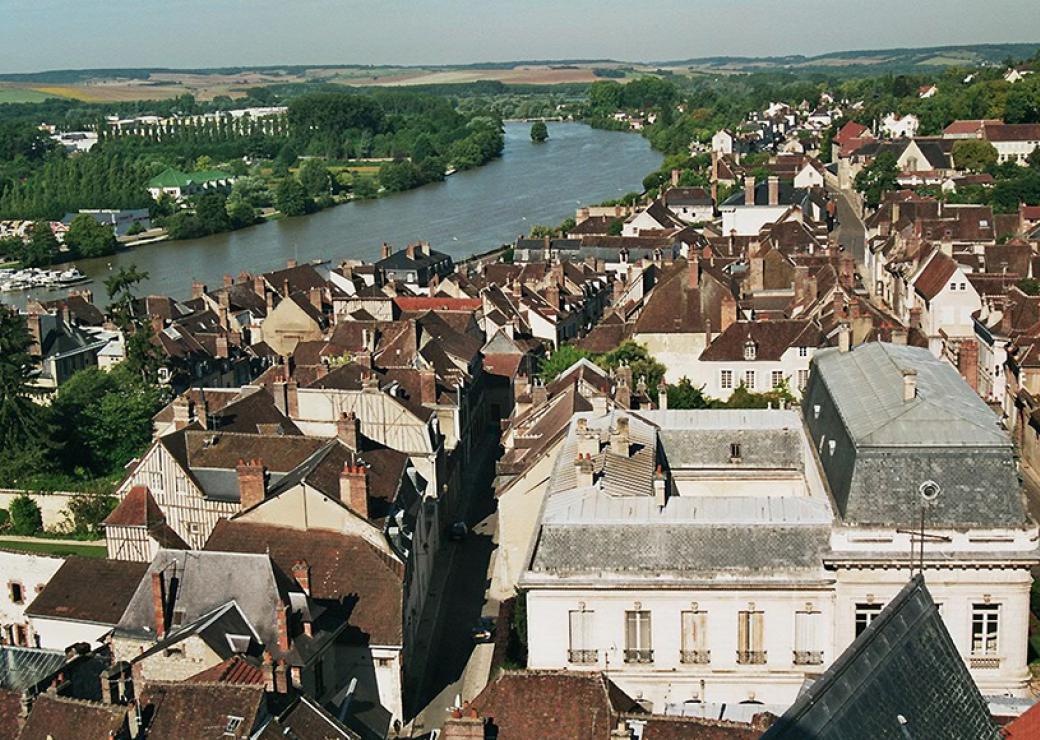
624;610;653;663
8;582;24;605
798;346;808;357
854;603;883;637
744;370;756;390
797;369;809;390
737;610;765;664
568;610;597;664
730;442;742;461
794;610;823;665
971;604;1000;668
681;610;709;664
771;371;784;388
721;370;734;390
744;340;757;361
224;716;244;736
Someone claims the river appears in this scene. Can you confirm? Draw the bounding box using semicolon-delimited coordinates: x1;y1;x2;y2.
2;122;661;306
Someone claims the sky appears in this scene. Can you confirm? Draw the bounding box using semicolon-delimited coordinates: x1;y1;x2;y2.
2;0;1039;73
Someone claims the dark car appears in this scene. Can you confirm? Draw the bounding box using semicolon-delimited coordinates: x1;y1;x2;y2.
449;521;468;541
471;617;495;643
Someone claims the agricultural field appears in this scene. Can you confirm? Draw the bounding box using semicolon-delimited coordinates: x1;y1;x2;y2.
0;86;65;103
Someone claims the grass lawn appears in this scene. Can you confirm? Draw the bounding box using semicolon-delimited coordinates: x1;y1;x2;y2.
0;88;65;103
0;538;106;558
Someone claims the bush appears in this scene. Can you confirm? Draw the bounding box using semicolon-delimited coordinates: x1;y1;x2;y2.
63;492;117;538
9;494;42;535
0;509;8;530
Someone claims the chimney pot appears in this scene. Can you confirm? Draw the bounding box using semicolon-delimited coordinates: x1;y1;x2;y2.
237;458;267;510
902;368;918;402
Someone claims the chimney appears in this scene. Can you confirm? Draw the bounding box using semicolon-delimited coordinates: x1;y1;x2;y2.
340;463;368;519
705;318;713;346
337;411;359;449
253;274;266;298
891;202;901;228
419;368;437;405
286;259;297;268
406;243;416;260
150;314;164;336
891;327;908;345
266;290;275;313
615;364;632;409
237;458;266;510
749;257;765;292
291;560;310;595
575;453;594;487
223;273;233;289
172;396;192;430
657;381;668;410
215;334;229;359
545;284;560;310
688;253;699;289
262;651;277;693
610;416;630;457
286;379;299;418
441;708;485;740
958;340;979;392
151;571;168;639
838;323;851;353
720;293;737;333
276;604;290;653
902;368;918;402
532;380;547;406
744;176;756;206
670;168;681;188
381;242;391;260
653;466;668;508
909;306;922;329
309;287;323;311
191;280;206;299
768;176;779;206
576;418;600;457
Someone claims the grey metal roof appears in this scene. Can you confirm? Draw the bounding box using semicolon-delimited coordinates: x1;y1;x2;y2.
810;343;1007;447
530;523;831;578
763;575;1000;740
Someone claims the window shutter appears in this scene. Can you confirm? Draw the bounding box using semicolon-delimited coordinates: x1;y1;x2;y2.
751;611;765;651
738;611;749;652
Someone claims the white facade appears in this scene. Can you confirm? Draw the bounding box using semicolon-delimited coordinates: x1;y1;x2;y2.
992;138;1039;165
30;614;120;652
711;130;734;155
719;204;790;237
0;551;64;647
693;346;815;400
881;113;920;139
793;164;824;190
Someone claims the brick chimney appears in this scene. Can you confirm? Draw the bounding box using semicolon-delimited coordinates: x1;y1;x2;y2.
291;560;310;595
286;379;299;418
282;278;290;298
192;281;207;300
215;334;229;359
276;604;290;653
406;243;416;260
223;274;233;289
441;706;484;740
749;256;765;292
419;368;437;405
253;274;266;298
670;168;681;188
545;284;560;310
720;293;737;333
768;176;780;206
309;287;323;311
531;379;548;406
337;412;359;449
340;463;368;519
958;340;979;392
237;458;266;510
172;396;193;430
688;253;699;289
286;259;297;268
151;571;168;639
380;242;391;259
744;176;756;206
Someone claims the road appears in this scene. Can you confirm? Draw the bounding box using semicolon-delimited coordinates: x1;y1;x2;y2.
404;430;500;737
828;187;867;266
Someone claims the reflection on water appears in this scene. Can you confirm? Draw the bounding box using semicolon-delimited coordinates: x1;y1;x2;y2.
2;122;661;307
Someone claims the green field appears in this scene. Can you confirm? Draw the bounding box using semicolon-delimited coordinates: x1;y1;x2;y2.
0;88;59;103
0;537;106;558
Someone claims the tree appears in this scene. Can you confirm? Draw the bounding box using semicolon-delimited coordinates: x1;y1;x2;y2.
63;492;117;538
667;378;711;409
952;139;998;172
64;214;117;259
193;191;231;234
352;176;378;200
275;142;299;170
378;160;422;192
20;221;59;267
530;121;549;143
607;219;624;236
854;151;900;209
538;345;591;382
597;341;667;392
298;159;332;197
275;178;311;217
0;307;44;457
1028;146;1040;171
9;495;41;535
227;200;258;229
105;264;150;333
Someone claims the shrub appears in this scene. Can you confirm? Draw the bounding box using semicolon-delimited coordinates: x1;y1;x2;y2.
9;494;42;535
63;492;117;538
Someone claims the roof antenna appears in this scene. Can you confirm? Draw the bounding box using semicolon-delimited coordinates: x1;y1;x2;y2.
897;481;949;577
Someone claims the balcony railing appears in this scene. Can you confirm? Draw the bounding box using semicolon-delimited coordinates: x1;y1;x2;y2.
568;649;598;665
624;649;654;664
680;650;711;664
969;655;1001;670
794;650;824;666
737;650;767;665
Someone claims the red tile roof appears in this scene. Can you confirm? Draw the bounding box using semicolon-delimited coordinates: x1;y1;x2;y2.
188;655;265;686
103;485;164;527
913;251;958;301
26;557;149;625
984;123;1040;142
943;120;998;137
1003;700;1040;738
17;694;127;740
393;297;481;312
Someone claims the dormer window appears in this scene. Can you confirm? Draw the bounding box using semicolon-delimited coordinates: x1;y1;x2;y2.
744;339;757;361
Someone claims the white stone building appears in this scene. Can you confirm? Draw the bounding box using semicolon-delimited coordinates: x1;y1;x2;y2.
520;343;1036;710
0;550;64;647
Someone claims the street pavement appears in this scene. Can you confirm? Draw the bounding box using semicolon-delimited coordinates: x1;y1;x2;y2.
828;187;867;266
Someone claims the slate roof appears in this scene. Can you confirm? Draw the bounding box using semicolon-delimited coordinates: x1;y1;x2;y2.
762;576;1000;740
255;696;359;740
983;123;1040;142
26;557;148;626
468;670;643;740
699;320;819;362
204;520;405;645
665;187;712;206
721;181;806;207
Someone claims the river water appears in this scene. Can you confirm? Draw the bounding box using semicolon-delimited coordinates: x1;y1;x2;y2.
2;122;661;306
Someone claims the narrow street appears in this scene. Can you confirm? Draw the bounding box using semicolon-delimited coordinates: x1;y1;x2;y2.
828;186;867;266
404;427;501;738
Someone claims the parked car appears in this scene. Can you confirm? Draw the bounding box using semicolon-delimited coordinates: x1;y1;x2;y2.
471;616;495;643
449;521;468;541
